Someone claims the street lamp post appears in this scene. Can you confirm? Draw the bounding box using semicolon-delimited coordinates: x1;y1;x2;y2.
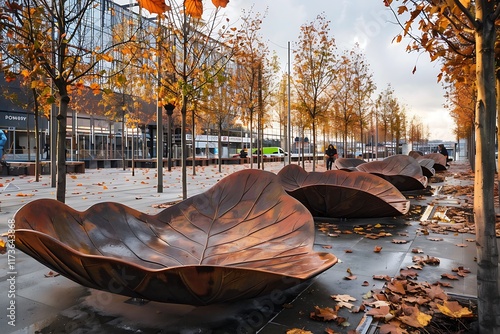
164;103;175;172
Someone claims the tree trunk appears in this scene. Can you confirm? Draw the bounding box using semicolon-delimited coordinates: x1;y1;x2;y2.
496;71;500;204
258;62;263;170
56;93;69;203
301;127;305;169
31;88;41;182
312;118;316;172
360;124;364;159
181;95;188;200
191;109;196;176
249;108;254;169
218;122;222;173
343;124;348;159
474;2;500;332
122;112;125;171
131;127;135;177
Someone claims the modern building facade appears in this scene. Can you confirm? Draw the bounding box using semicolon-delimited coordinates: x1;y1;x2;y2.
0;0;257;163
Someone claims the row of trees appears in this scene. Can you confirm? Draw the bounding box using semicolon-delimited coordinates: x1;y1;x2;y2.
387;0;500;332
0;0;236;201
8;1;497;332
277;14;427;171
0;1;427;200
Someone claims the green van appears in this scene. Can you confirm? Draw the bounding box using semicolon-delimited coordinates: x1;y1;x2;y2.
252;147;287;157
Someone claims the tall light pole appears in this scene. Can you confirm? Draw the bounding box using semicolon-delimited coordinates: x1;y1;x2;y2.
164;103;175;172
287;41;291;165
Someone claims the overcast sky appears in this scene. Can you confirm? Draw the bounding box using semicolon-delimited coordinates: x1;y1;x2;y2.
220;0;456;142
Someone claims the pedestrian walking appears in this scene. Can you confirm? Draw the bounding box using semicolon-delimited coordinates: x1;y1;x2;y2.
325;144;338;170
0;130;7;161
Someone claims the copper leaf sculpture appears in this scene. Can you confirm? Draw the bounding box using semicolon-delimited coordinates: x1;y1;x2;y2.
356;155;428;191
423;153;448;171
408;150;424;159
334;157;367;171
277;164;409;218
14;169;337;305
415;157;436;177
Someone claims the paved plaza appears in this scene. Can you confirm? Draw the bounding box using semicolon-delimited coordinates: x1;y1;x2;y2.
0;159;481;333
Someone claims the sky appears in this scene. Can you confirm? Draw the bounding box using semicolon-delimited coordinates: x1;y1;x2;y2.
220;0;456;142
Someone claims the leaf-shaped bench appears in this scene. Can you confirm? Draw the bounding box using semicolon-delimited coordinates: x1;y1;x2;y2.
277;164;410;218
14;169;337;305
408;150;424;159
416;157;436;177
423;152;448;171
356;155;428;191
408;151;436;177
334;157;367;171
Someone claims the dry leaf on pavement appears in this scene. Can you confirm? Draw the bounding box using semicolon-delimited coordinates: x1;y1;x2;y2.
398;304;432;328
310;306;338;322
331;294;356;302
436;300;474;318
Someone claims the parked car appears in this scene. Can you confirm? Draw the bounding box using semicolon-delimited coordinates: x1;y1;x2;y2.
252;147;288;157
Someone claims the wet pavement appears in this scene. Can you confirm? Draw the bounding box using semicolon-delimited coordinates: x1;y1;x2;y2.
0;159;480;333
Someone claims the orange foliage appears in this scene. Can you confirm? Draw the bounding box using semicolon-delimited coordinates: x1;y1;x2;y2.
137;0;170;15
185;0;203;18
90;83;101;95
212;0;229;8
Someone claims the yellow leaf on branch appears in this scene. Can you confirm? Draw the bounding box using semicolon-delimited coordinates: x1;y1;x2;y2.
212;0;229;8
185;0;203;18
137;0;171;15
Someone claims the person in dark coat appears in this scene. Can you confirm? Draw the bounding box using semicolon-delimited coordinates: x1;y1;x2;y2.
325;144;338;170
437;144;451;165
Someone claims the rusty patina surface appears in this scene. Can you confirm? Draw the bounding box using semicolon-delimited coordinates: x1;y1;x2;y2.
423;153;448;171
356;155;428;191
14;169;337;305
408;150;424;159
408;152;436;177
416;157;436;177
334;157;367;171
277;164;410;218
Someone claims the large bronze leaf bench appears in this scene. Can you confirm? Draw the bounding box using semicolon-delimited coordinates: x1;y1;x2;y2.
277;164;410;218
355;155;428;191
14;169;337;305
423;152;448;171
334;157;367;171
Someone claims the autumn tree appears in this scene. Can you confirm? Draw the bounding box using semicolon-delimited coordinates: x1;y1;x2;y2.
392;103;406;154
290;100;310;168
332;48;369;158
388;1;500;332
232;10;277;170
293;13;336;171
0;0;136;202
99;16;156;171
445;79;475;144
407;115;429;150
0;2;53;181
200;68;237;172
442;50;476;160
151;0;232;199
349;45;376;157
374;85;406;156
256;53;280;170
0;76;46;181
276;73;290;159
